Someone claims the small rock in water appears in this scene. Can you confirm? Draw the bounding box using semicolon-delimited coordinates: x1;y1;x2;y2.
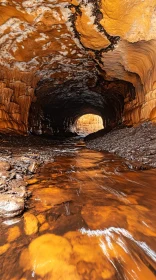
19;234;75;278
28;162;38;174
0;243;10;256
0;161;11;171
0;171;10;180
7;186;26;198
0;194;24;218
10;172;16;179
7;226;21;242
0;178;6;192
37;214;46;224
16;173;23;180
0;185;5;193
27;178;39;185
23;213;39;235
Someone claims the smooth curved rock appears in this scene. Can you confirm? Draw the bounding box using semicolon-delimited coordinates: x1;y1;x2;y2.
0;194;24;218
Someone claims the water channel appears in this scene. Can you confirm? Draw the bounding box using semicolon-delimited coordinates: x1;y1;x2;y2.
0;141;156;280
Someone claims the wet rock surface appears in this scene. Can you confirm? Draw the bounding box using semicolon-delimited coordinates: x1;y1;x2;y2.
86;122;156;168
0;194;24;218
0;124;155;218
0;134;60;218
0;145;155;280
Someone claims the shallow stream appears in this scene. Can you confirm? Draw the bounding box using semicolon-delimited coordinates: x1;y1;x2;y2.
0;142;156;279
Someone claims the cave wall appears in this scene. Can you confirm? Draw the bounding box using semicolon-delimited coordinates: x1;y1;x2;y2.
71;0;156;125
100;40;156;125
0;0;156;134
0;67;38;133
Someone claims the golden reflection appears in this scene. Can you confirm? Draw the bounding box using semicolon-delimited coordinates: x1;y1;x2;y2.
0;147;156;279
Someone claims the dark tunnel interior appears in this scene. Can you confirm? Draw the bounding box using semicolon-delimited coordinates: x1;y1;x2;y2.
28;76;135;137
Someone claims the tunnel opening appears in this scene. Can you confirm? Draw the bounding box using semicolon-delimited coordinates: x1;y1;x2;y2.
75;114;104;136
28;76;133;138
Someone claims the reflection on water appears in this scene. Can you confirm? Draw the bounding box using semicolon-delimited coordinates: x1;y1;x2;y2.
0;144;156;280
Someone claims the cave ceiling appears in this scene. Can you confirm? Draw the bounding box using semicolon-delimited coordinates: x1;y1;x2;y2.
0;0;156;133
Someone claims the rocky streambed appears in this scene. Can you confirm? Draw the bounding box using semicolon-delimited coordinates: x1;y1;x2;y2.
0;138;156;280
85;122;156;169
0;122;156;219
0;135;58;218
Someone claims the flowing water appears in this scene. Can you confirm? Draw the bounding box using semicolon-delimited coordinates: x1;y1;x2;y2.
0;142;156;280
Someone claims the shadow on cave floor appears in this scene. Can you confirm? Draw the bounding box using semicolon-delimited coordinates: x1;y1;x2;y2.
0;132;82;147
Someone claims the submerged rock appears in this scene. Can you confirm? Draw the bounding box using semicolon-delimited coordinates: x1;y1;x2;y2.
19;234;78;279
0;244;10;256
23;213;39;235
7;226;21;242
28;161;38;174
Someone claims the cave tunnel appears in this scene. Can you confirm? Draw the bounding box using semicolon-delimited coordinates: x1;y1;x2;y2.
1;1;156;278
28;76;133;137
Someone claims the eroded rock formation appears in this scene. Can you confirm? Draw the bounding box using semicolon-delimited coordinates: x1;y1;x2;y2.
0;67;37;133
0;0;156;134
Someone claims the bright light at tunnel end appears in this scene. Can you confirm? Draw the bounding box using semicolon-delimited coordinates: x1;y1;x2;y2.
75;114;104;136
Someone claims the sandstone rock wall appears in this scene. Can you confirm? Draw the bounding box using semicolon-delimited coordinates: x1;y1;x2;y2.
71;1;156;125
0;67;37;133
100;40;156;125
